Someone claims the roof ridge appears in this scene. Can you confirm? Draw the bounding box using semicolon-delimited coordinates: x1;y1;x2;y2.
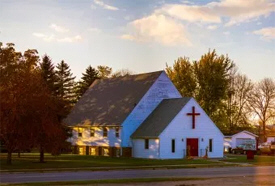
107;70;164;80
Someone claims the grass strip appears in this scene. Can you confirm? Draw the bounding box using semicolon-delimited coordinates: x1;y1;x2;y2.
6;177;210;186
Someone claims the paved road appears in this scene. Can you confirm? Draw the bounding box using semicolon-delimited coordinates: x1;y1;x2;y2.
1;166;275;184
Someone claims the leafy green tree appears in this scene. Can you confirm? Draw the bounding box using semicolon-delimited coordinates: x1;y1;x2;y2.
194;50;234;122
0;42;22;81
97;65;112;79
22;49;39;72
0;44;67;164
77;65;99;98
166;57;196;97
56;60;76;105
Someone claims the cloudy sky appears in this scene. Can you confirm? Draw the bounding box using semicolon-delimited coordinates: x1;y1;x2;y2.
0;0;274;81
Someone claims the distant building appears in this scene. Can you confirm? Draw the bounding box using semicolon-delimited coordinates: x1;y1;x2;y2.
224;130;258;152
267;132;275;143
64;71;224;159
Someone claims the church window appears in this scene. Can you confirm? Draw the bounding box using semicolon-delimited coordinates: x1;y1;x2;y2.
103;148;109;156
171;139;175;153
90;128;95;137
78;127;84;137
103;127;108;137
90;147;96;155
145;139;149;149
115;127;119;138
209;139;213;152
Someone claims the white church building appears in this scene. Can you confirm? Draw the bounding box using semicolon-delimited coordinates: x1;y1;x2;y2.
64;71;224;159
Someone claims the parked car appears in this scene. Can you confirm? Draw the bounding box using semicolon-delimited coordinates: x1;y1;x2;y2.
232;144;249;154
232;142;257;155
258;142;275;155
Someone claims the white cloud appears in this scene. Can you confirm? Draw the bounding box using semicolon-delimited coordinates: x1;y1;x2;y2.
33;33;55;42
253;27;275;41
33;32;82;43
50;24;69;33
122;14;191;46
223;31;230;35
157;0;275;26
157;4;221;23
57;35;82;43
94;0;118;11
207;25;218;30
91;4;97;9
107;16;115;20
121;34;135;41
88;27;101;33
124;15;132;21
33;33;46;38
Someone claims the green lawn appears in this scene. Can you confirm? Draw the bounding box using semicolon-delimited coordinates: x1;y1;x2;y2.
2;153;273;172
0;153;219;171
223;154;275;165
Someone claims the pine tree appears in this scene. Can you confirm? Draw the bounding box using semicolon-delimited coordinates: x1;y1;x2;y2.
39;55;58;95
56;60;76;104
77;65;99;98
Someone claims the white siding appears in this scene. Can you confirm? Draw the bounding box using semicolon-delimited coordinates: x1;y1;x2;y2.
121;72;181;147
267;137;275;143
231;132;257;148
68;127;121;147
158;98;224;159
132;139;159;159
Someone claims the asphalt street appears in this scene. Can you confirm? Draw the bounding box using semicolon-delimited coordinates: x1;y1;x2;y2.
1;166;275;184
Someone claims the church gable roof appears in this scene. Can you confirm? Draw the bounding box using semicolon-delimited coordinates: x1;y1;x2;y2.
131;97;191;139
64;71;163;127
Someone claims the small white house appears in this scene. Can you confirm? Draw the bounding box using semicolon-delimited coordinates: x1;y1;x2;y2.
131;98;224;159
224;130;258;151
267;133;275;143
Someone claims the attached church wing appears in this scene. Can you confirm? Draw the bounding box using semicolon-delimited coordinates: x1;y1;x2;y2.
131;97;191;139
64;71;163;127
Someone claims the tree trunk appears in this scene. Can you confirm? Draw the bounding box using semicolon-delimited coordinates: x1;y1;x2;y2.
7;151;12;165
40;146;44;163
263;121;266;142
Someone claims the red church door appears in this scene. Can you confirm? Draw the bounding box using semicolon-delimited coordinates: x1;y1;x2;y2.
187;138;198;156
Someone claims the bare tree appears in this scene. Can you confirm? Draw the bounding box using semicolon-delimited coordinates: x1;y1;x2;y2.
247;78;275;141
228;74;254;133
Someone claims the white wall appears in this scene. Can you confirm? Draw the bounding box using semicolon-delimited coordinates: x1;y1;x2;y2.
231;132;256;148
121;72;181;147
267;137;275;143
68;127;121;147
132;139;159;159
158;98;224;159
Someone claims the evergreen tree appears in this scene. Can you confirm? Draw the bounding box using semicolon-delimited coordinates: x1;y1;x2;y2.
56;60;76;104
39;55;58;94
77;65;99;98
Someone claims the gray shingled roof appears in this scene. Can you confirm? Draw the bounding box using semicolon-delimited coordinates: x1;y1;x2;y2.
131;98;191;139
64;71;163;127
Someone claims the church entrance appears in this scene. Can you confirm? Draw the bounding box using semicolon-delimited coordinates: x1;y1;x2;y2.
187;138;198;156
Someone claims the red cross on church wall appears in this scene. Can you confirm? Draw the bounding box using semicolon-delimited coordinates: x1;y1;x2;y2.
187;106;200;129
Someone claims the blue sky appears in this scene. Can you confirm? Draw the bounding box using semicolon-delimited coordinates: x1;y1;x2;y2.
0;0;274;81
